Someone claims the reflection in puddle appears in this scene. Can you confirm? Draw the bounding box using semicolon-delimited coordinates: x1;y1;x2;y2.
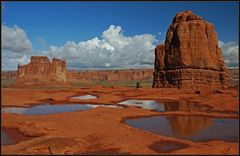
118;100;165;111
2;104;121;115
118;100;212;112
148;141;188;153
158;144;181;151
1;131;14;146
1;128;31;146
164;101;212;112
71;94;97;100
125;116;239;142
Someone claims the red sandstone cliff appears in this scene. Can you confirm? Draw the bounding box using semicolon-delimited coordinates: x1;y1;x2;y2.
16;56;67;85
67;69;153;82
2;69;153;83
153;11;230;90
1;71;17;80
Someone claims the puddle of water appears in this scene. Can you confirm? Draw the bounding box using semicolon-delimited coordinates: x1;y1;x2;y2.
1;131;15;146
158;144;181;151
118;100;165;111
164;101;212;112
148;141;188;153
2;104;121;115
118;100;212;112
1;128;32;146
71;94;97;100
125;115;239;142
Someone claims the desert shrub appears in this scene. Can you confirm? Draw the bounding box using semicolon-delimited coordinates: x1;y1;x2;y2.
136;82;141;88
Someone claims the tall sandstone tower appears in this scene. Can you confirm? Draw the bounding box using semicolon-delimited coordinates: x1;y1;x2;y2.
16;56;67;85
153;11;229;90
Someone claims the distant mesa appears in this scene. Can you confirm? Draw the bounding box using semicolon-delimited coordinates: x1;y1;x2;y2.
16;56;67;86
67;69;153;82
2;68;154;83
153;11;230;90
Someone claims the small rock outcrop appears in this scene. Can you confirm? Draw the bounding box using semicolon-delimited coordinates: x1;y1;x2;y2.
153;11;230;90
16;56;67;85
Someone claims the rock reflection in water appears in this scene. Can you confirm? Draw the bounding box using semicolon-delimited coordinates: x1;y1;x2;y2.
164;101;213;112
125;115;238;142
119;99;213;113
166;115;212;137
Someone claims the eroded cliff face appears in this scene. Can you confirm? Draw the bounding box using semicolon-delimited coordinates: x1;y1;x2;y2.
153;11;230;90
3;69;153;83
68;69;153;82
1;71;17;79
50;58;67;83
16;56;67;85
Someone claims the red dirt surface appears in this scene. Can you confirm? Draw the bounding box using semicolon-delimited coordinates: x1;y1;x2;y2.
1;85;239;155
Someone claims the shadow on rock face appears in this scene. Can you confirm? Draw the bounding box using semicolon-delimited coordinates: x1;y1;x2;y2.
148;140;189;153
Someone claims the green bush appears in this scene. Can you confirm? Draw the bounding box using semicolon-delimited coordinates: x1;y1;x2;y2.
136;82;141;88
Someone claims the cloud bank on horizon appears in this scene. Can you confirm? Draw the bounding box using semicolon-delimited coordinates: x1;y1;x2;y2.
1;24;239;70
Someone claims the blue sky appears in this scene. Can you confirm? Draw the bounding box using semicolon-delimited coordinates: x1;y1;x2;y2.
2;1;239;70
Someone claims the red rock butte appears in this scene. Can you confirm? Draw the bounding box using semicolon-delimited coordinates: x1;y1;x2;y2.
16;56;67;85
153;11;230;90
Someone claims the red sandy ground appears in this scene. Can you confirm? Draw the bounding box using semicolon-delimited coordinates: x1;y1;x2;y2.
1;86;239;154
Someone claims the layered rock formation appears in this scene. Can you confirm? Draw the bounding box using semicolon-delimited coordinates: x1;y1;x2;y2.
68;69;153;82
153;11;230;89
16;56;67;85
1;71;17;80
2;69;154;82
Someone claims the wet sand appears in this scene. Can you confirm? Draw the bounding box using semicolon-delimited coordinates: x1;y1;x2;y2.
1;86;239;154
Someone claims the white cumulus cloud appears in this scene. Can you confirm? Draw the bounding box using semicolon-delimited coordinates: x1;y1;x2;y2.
47;25;157;69
2;51;30;70
3;24;237;71
219;40;239;67
2;25;33;70
2;25;32;53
